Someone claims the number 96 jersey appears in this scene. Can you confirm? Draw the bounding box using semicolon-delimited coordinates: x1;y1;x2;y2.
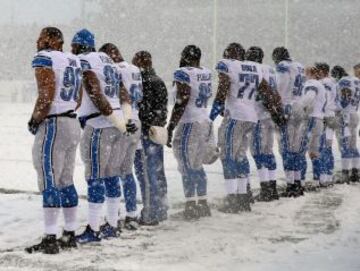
173;67;212;123
32;50;82;115
216;59;264;123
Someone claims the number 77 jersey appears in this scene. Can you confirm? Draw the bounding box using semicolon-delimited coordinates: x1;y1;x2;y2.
173;66;212;123
216;59;264;123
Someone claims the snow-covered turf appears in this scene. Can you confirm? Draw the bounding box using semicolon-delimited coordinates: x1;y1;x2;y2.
0;103;359;270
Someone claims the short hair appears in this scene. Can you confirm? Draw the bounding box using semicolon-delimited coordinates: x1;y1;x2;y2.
354;63;360;70
42;27;63;42
99;43;118;53
331;65;348;80
223;42;245;60
181;45;201;65
245;46;264;63
315;62;330;74
272;47;290;62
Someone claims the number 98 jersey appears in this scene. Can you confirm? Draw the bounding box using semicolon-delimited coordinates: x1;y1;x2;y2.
32;50;82;116
216;59;264;123
173;66;212;123
337;76;360;113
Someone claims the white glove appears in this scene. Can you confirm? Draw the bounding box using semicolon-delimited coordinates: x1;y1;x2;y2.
106;112;126;133
149;126;168;145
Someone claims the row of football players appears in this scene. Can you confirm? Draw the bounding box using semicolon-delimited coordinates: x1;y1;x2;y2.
167;43;360;218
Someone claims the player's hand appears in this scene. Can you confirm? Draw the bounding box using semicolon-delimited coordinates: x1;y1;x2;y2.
166;127;173;148
27;117;40;135
324;116;337;130
78;116;87;129
125;120;138;135
309;151;319;160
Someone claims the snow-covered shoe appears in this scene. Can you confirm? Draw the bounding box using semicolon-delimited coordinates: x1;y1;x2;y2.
350;168;360;183
294;181;304;196
247;183;255;204
258;182;272;202
183;200;200;220
238;194;251;212
58;230;77;250
99;222;121;239
218;194;240;214
269;180;279;200
138;217;159;226
281;184;300;197
337;170;350;184
25;234;59;254
76;225;101;244
197;199;211;217
124;216;139;231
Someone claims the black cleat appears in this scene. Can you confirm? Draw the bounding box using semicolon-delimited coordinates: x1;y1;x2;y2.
124;216;139;231
281;183;301;198
337;170;350;184
58;230;77;250
218;194;240;214
247;183;255;204
238;194;251;212
258;182;272;202
269;180;279;200
25;234;59;254
294;180;304;196
197;199;211;217
350;168;360;183
183;200;200;220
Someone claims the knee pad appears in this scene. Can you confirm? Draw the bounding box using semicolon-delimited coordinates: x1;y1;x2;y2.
104;177;121;198
263;154;277;170
221;158;239;179
236;157;250;177
60;185;78;208
43;187;61;208
87;178;105;203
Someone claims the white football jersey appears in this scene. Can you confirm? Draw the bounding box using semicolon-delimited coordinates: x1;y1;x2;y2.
337;76;360;113
257;64;277;120
173;66;212;123
275;60;305;105
77;52;123;129
117;61;143;120
321;77;337;117
32;50;82;115
216;59;264;123
302;79;326;119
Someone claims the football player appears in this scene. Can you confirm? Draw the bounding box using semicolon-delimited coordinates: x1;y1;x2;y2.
72;29;137;243
26;27;82;254
167;45;212;220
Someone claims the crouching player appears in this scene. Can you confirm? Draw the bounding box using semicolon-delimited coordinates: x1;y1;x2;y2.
71;29;137;243
167;45;212;220
26;27;82;254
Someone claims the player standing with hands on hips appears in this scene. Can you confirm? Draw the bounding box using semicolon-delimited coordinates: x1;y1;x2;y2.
26;27;82;254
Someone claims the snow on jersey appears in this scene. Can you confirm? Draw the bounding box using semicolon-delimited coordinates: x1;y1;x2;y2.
337;76;360;113
32;50;82;116
275;60;305;105
257;64;277;120
321;77;337;117
77;52;123;129
216;59;264;123
303;79;326;119
116;61;143;121
173;66;212;123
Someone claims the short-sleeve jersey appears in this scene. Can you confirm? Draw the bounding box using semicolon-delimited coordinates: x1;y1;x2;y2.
302;79;326;119
321;77;337;117
275;60;305;105
337;76;360;113
257;64;277;120
77;52;123;129
32;50;82;116
216;59;264;123
173;66;212;123
116;61;143;120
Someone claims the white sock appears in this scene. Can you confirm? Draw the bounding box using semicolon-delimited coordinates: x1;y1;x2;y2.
326;174;333;183
269;169;277;181
237;178;248;194
44;208;60;235
63;207;77;232
294;171;301;181
106;197;120;228
320;174;327;184
88;202;103;232
285;171;294;184
342;158;352;170
352;158;360;169
225;179;238;195
258;168;269;182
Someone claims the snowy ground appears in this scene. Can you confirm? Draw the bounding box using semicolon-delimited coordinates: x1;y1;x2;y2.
0;103;359;271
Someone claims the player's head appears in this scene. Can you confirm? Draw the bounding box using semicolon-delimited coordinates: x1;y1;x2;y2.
245;46;264;63
223;42;245;61
37;27;64;52
132;50;152;70
314;62;330;79
331;65;348;81
99;43;123;63
180;45;201;67
71;29;96;55
272;47;291;64
353;63;360;79
305;66;321;80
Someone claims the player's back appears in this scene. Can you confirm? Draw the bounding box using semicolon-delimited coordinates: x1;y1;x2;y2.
216;59;264;123
303;79;326;119
337;76;360;113
173;66;212;123
321;77;337;116
32;50;82;115
257;64;277;120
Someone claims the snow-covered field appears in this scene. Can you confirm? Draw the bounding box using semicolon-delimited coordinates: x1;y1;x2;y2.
0;103;359;271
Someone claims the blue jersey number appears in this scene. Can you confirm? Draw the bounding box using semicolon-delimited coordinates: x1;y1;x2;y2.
293;74;305;97
103;65;120;98
60;67;81;101
195;83;212;108
129;83;143;110
237;74;259;99
351;87;360;109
